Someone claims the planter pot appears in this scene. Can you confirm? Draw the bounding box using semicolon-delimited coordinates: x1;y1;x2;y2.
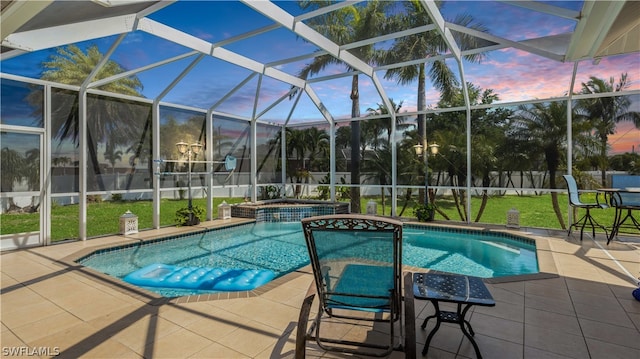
185;215;200;226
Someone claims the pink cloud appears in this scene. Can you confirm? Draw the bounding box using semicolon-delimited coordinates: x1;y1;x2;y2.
465;49;576;102
610;122;640;154
573;54;640;92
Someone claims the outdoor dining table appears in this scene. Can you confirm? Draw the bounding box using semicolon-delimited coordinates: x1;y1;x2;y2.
597;187;640;244
412;272;495;358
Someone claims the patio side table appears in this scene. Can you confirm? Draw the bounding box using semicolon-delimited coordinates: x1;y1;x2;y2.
413;272;495;358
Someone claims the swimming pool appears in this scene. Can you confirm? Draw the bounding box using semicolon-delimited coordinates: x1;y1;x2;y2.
78;222;538;297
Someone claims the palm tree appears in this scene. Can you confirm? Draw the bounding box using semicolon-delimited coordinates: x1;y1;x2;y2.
365;99;411;147
362;99;412;213
361;114;387;152
264;127;328;189
23;148;40;191
303;127;330;171
381;1;490;156
296;0;392;212
300;127;330;198
335;125;351;172
1;147;25;193
511;101;571;228
429;128;467;220
396;129;425;216
104;142;123;173
434;83;514;221
52;156;71;176
285;128;308;198
103;141;123;190
578;73;640;186
361;143;392;214
379;2;489;207
30;44;144;191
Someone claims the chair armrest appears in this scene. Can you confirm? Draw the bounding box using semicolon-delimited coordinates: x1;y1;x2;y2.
295;282;317;359
403;272;416;358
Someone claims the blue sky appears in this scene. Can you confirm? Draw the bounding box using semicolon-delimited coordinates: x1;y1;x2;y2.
1;0;639;152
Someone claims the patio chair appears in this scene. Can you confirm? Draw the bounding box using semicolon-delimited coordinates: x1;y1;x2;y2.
608;175;640;243
296;214;414;358
563;175;608;241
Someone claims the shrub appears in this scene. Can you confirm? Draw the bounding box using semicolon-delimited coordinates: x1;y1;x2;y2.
175;205;204;226
414;203;436;222
87;195;102;203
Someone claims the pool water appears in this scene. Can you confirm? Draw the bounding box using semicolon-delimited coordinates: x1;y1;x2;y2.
79;222;538;297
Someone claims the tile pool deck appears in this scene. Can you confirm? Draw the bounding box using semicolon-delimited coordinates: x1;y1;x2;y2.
1;219;639;358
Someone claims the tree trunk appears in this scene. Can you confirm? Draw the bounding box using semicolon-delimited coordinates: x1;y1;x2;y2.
417;64;426;205
600;137;608;187
398;188;412;217
552;192;566;229
87;130;106;191
350;74;361;213
127;113;151;190
475;175;491;222
548;169;566;229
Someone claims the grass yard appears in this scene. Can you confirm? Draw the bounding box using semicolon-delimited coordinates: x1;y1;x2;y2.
0;192;625;242
365;192;616;230
1;197;246;241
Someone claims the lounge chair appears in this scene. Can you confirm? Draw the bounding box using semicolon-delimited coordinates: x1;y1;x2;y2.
562;175;608;241
296;214;415;358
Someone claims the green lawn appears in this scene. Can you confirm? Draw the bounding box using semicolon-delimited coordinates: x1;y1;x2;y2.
1;197;246;241
360;192;617;232
0;193;622;242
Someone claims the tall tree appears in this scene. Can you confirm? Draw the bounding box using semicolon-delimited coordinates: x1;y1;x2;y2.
511;101;571;228
285;128;309;198
363;99;411;213
380;1;490;204
32;44;144;191
381;2;489;139
365;98;411;147
335;125;352;172
395;128;425;216
433;83;512;221
578;73;640;186
303;127;330;171
296;0;392;212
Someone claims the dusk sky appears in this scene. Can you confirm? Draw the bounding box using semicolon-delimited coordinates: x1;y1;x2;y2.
1;0;638;154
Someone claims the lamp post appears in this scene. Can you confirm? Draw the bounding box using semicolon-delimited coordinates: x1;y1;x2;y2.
413;142;440;206
176;141;203;225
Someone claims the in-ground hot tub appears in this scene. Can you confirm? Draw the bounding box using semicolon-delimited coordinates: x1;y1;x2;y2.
230;199;350;222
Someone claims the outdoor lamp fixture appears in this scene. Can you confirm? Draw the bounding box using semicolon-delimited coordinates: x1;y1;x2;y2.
412;142;440;156
176;141;203;225
413;142;440;206
413;143;425;156
428;142;439;156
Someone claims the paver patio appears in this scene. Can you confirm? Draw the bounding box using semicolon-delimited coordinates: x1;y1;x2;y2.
1;220;639;358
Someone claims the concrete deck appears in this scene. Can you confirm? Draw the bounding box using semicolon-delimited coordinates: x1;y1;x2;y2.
1;219;639;358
